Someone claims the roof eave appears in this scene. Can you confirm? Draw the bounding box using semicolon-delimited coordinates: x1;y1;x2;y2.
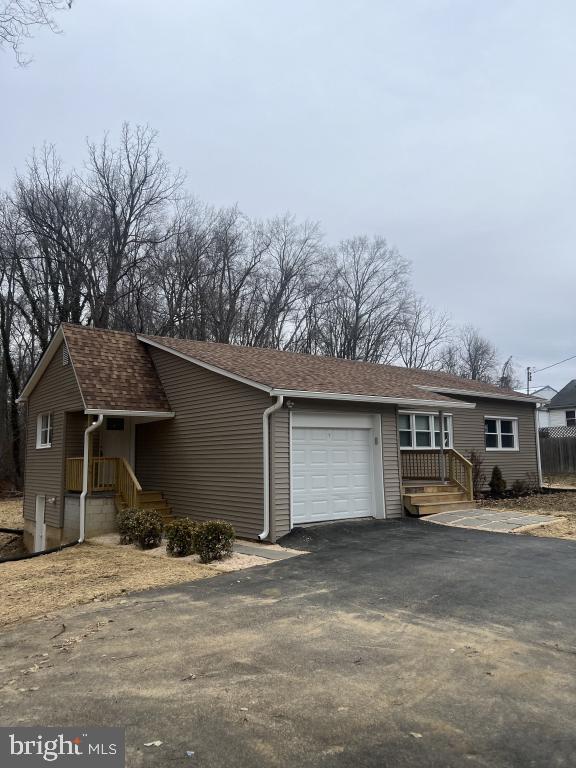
84;408;175;418
416;385;543;404
270;388;476;409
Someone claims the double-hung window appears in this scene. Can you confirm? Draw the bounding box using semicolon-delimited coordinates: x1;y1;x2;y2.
484;417;518;450
36;413;53;449
566;410;576;428
398;412;452;449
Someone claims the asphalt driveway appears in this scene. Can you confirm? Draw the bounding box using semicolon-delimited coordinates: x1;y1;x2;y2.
2;519;576;767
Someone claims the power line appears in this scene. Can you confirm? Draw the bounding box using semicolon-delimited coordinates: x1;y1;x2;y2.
533;353;576;374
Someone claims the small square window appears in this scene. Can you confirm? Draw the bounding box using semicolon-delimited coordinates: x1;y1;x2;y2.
106;417;125;431
484;417;517;450
566;410;576;428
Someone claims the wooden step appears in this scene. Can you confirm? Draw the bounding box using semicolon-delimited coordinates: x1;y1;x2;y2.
402;482;457;494
404;491;467;505
408;499;476;517
137;500;171;511
138;491;164;502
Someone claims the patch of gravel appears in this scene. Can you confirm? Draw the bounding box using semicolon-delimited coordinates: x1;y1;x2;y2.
91;533;271;571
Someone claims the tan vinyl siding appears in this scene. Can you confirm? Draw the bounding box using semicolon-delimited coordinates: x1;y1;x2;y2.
135;347;271;540
400;398;539;487
270;408;291;540
381;407;403;518
23;342;84;527
65;412;88;458
270;399;404;531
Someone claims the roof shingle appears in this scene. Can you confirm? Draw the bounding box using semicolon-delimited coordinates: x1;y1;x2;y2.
141;333;536;404
62;324;171;412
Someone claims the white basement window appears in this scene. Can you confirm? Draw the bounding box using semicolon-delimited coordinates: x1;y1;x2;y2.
36;413;53;449
484;417;518;451
398;412;453;449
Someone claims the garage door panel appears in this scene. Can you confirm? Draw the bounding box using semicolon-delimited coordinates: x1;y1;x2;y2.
292;424;376;524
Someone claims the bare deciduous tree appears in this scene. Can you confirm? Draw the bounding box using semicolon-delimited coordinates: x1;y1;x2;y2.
314;236;410;363
0;0;72;65
396;296;451;369
438;324;499;382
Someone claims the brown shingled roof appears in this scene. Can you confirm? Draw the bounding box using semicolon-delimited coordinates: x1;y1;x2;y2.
62;324;171;412
140;334;536;404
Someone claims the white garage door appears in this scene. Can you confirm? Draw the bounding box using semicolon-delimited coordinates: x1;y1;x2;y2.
292;424;376;524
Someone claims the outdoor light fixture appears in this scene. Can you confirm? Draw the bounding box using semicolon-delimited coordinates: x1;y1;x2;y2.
286;399;295;409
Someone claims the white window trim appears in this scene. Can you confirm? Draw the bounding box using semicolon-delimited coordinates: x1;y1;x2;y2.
36;413;53;449
398;411;453;450
484;415;519;452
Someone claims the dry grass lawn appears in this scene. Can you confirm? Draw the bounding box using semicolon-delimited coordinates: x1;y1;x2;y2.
0;496;25;557
0;497;24;528
0;498;217;627
1;539;216;628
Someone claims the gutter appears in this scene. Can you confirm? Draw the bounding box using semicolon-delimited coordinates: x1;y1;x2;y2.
80;414;104;543
258;395;284;541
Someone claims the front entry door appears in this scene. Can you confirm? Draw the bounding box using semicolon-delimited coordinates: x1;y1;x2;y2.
34;495;46;552
100;417;133;464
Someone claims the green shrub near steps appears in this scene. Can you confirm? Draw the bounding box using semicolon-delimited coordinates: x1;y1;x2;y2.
118;507;164;549
117;507;138;545
193;520;235;564
166;518;198;557
489;466;507;496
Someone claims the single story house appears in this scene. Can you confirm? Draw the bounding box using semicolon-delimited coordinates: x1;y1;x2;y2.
17;324;542;551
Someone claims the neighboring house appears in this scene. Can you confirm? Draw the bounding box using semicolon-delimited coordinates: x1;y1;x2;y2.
546;380;576;428
17;324;542;551
531;385;558;428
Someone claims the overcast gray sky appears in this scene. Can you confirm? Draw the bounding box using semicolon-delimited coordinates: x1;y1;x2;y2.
1;0;575;389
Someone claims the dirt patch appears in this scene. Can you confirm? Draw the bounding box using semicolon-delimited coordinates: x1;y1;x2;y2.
0;539;216;628
480;491;576;540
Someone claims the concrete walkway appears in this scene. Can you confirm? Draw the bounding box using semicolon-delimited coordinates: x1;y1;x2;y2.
424;508;557;532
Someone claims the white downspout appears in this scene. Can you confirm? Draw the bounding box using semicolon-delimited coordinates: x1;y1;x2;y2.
534;406;543;487
258;395;284;541
79;414;103;544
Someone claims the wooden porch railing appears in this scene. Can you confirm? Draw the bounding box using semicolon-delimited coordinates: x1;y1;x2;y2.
116;457;142;508
446;449;474;501
401;449;473;501
65;457;143;507
66;457;84;492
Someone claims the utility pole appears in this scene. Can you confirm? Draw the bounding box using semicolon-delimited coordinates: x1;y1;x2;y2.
526;366;532;395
